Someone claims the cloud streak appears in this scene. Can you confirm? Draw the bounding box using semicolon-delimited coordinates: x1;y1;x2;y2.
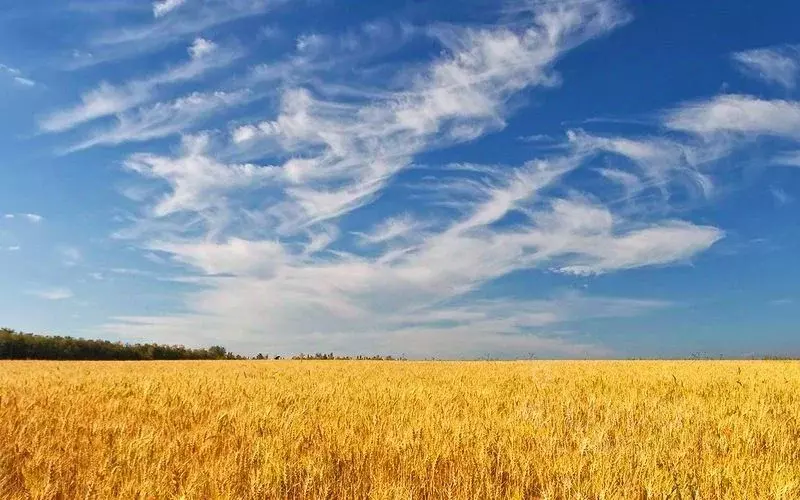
85;1;659;355
30;288;74;301
153;0;187;18
33;0;799;357
664;94;800;139
71;0;284;67
230;0;631;230
66;90;251;152
2;213;44;223
42;38;242;133
732;44;800;89
0;64;36;87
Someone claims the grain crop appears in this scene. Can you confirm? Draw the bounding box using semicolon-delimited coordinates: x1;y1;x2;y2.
1;360;799;499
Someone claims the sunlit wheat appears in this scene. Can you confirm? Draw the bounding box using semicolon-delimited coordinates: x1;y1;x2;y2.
1;361;799;499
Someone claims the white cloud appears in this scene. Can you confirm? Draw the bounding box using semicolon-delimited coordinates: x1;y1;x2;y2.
732;45;800;89
231;124;259;143
2;213;43;223
147;37;238;86
152;238;286;276
110;267;160;277
104;287;668;358
75;0;281;67
566;130;724;202
103;0;727;357
67;90;250;152
42;38;240;133
187;37;216;58
153;0;186;18
31;288;74;301
259;25;282;40
0;64;36;87
534;202;724;275
124;134;276;217
248;21;416;87
664;95;800;139
356;215;425;245
0;64;21;76
41;83;149;133
296;33;326;53
774;151;800;167
771;186;793;205
230;0;630;228
108;152;721;356
23;213;44;223
520;134;556;143
59;246;82;266
13;77;36;87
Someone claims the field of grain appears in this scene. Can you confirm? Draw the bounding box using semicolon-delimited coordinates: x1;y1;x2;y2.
1;361;799;499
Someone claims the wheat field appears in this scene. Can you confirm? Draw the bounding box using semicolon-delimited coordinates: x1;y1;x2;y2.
1;361;799;499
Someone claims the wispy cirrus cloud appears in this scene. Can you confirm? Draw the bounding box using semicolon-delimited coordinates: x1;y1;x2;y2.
66;90;251;152
107;292;668;358
91;0;742;357
12;77;36;87
70;0;285;68
565;129;721;203
732;44;800;90
58;246;82;267
2;213;44;223
153;0;187;18
230;0;631;229
0;63;36;87
123;134;277;217
247;20;417;87
774;151;800;167
771;186;793;205
10;0;800;358
354;214;427;246
30;288;74;301
656;92;800;177
42;37;242;133
664;94;800;139
41;83;148;134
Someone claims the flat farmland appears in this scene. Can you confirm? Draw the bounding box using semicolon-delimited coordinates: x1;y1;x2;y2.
1;361;799;499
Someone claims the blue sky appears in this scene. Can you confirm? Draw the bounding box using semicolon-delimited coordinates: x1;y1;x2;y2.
1;0;799;358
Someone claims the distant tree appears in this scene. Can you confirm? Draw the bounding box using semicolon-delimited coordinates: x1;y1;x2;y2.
0;328;245;361
208;346;227;359
291;351;405;361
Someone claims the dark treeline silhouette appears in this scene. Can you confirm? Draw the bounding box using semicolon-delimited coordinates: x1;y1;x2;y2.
0;328;245;360
291;352;405;361
0;329;408;361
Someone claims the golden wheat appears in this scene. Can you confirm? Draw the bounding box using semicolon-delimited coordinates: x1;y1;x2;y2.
1;360;799;499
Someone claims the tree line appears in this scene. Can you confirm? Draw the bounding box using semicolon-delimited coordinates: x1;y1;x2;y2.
290;352;405;361
0;328;407;361
0;328;245;360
